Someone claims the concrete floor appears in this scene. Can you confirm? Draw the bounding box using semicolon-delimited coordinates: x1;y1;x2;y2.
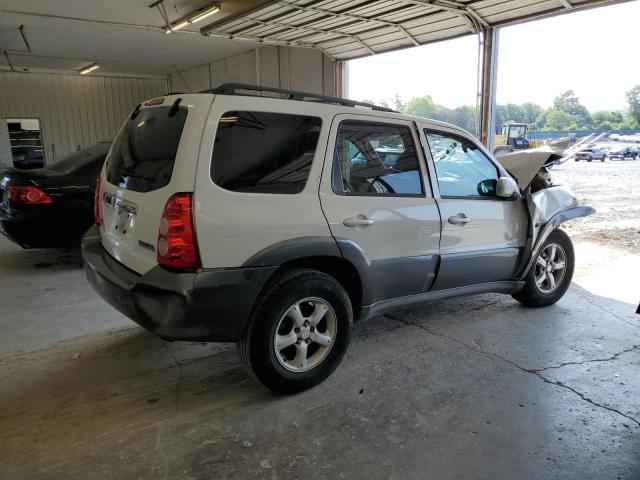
1;234;639;479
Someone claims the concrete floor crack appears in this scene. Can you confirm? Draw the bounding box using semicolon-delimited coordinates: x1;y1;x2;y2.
582;295;639;329
383;313;640;428
529;344;640;372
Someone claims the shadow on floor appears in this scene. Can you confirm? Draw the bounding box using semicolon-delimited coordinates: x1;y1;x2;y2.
0;246;82;272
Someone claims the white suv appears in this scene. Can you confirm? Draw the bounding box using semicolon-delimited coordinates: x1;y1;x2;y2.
82;84;593;392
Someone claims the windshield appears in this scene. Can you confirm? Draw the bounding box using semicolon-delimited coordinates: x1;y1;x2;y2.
508;125;527;138
49;143;110;173
106;106;187;193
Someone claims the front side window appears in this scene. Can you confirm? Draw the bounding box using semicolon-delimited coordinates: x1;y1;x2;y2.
332;121;423;196
211;111;322;194
425;131;499;198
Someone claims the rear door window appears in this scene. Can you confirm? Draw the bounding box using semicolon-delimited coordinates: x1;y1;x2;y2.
332;121;423;196
106;106;187;192
210;111;322;194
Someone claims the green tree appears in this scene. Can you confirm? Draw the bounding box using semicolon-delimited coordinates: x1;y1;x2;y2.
403;95;437;118
391;94;405;113
625;85;640;126
592;111;624;130
495;103;545;129
553;90;591;128
544;110;575;131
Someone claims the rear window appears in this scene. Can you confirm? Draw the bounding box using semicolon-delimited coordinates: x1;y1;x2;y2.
210;111;322;194
106;106;187;192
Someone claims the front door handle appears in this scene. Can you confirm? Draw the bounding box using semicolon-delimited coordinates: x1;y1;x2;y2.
448;214;470;226
343;215;374;228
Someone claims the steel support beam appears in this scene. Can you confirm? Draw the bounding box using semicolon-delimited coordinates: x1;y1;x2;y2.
477;27;499;150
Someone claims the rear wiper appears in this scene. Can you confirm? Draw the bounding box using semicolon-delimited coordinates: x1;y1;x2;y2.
120;172;156;182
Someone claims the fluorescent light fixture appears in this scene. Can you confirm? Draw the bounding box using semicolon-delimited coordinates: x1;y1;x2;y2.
190;5;219;23
219;115;240;123
165;3;219;34
79;63;100;75
167;20;189;33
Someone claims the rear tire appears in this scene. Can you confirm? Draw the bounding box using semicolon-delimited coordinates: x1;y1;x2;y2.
238;269;353;393
513;229;574;308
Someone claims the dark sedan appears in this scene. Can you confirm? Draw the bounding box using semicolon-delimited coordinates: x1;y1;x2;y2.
0;142;110;248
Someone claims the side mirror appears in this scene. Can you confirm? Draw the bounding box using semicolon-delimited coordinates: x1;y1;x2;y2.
496;176;519;198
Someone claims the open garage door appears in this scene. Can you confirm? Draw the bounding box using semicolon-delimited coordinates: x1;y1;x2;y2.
199;0;634;60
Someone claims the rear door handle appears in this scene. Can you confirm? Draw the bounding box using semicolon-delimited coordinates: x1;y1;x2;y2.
448;214;470;225
343;215;374;228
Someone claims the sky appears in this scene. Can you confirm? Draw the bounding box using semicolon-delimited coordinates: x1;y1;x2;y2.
347;1;640;112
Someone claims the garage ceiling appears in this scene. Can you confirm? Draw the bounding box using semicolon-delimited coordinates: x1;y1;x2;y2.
0;0;634;76
0;0;262;76
200;0;635;60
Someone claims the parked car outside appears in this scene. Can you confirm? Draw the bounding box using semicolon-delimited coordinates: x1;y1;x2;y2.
0;142;110;248
575;146;606;162
609;145;638;160
82;85;593;393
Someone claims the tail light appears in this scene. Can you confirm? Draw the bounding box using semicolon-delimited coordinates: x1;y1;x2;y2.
7;186;53;205
157;193;201;270
94;176;101;225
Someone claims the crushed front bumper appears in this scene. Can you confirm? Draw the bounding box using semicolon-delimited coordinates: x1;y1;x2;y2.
81;225;277;342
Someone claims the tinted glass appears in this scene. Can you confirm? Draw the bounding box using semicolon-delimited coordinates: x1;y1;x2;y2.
49;142;110;174
425;131;499;198
106;106;187;192
211;111;322;194
332;121;423;196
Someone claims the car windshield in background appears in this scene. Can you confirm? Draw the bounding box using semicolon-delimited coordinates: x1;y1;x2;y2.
49;143;110;173
106;106;187;193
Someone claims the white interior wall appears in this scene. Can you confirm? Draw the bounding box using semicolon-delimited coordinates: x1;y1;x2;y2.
0;45;338;167
169;46;337;96
0;73;168;164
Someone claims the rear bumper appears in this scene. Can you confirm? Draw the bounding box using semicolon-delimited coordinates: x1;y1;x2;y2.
81;225;277;342
0;209;89;248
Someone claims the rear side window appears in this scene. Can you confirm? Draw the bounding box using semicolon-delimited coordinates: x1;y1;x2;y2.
106;106;187;192
211;111;322;194
332;121;423;196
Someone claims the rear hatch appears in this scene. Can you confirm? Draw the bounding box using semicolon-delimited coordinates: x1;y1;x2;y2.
99;94;213;274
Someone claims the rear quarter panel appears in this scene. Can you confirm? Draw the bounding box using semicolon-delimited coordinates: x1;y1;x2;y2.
194;95;335;269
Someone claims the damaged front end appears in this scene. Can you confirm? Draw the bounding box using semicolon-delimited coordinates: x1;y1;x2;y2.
497;141;596;278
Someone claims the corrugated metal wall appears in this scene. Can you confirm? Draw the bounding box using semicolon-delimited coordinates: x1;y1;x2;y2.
169;45;337;97
0;73;168;164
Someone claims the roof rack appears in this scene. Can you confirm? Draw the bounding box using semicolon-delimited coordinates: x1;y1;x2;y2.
200;83;396;113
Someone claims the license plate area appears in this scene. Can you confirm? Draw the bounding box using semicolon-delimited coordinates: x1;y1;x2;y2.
104;191;137;236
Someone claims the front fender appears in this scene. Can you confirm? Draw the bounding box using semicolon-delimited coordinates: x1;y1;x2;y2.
518;186;595;279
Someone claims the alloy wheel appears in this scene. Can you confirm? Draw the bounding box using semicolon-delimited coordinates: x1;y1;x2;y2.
273;297;337;372
534;243;567;294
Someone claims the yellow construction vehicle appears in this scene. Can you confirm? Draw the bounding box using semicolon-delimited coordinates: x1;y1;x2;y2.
494;123;544;155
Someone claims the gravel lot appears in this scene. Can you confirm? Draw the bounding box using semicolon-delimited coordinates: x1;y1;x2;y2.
553;156;640;253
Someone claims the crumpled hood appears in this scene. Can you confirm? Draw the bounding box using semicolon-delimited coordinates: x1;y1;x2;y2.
497;139;569;189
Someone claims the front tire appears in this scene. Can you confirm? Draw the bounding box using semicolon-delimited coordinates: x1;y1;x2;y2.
238;269;353;393
513;229;574;308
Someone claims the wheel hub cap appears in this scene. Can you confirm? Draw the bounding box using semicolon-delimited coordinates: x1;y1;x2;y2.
534;243;567;294
273;297;337;373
